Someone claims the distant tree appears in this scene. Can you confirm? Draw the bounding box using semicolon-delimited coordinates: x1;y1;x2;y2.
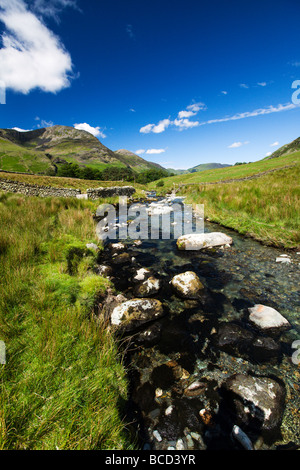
57;163;81;178
136;169;169;184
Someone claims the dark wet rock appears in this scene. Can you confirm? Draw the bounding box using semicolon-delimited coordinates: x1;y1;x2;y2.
248;304;291;334
151;364;177;390
101;290;127;322
215;322;254;357
135;277;161;298
214;322;282;364
170;271;205;300
176;398;205;433
133;322;162;347
156;406;182;441
111;298;164;332
250;336;281;363
111;252;131;265
132;381;156;414
222;374;286;437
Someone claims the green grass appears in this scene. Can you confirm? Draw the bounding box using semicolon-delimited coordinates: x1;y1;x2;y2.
0;170;144;192
148;152;300;189
181;165;300;248
0;194;133;450
0;139;51;173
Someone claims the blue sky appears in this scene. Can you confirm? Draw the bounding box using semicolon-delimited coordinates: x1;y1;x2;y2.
0;0;299;169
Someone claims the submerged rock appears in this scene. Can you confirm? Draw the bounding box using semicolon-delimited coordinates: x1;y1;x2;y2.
248;304;291;333
215;322;254;357
133;322;162;347
111;298;164;332
170;271;205;300
111;252;131;265
132;268;151;283
177;232;233;251
109;242;127;254
135;276;161;297
222;374;286;436
215;322;281;364
250;336;281;363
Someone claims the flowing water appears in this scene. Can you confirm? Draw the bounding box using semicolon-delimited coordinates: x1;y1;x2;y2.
100;195;300;450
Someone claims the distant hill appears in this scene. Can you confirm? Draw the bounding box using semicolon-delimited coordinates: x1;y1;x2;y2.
114;149;165;172
167;163;231;175
0;126;166;174
188;162;231;172
265;136;300;159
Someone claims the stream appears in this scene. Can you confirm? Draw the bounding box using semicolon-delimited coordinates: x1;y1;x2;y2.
97;194;300;451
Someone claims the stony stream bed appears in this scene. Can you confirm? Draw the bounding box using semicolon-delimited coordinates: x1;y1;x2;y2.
96;196;300;451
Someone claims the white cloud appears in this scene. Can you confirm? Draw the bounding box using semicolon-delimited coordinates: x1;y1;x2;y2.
0;0;74;94
30;0;78;21
74;123;106;138
135;149;145;155
145;148;166;155
173;118;199;130
257;82;267;87
228;142;242;148
12;126;30;132
200;102;297;127
228;141;250;149
239;83;249;89
270;141;279;147
178;110;196;119
140;124;154;134
40;119;54;127
140;102;206;134
221;91;228;95
140;119;171;134
186;102;206;112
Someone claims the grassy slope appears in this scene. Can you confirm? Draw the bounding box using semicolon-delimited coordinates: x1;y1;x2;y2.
0;194;133;450
149;152;300;188
0;139;51;173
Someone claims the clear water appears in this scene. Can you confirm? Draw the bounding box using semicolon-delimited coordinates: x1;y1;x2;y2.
105;196;300;450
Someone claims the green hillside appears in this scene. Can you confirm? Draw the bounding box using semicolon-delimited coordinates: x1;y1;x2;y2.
188;162;231;172
0;126;165;174
265;136;300;160
114;149;165;172
0;138;51;173
149;151;300;189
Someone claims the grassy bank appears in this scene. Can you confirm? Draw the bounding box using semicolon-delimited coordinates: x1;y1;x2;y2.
0;193;133;450
181;165;300;249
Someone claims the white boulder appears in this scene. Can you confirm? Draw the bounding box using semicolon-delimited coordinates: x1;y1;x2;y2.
248;304;291;332
177;232;233;251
